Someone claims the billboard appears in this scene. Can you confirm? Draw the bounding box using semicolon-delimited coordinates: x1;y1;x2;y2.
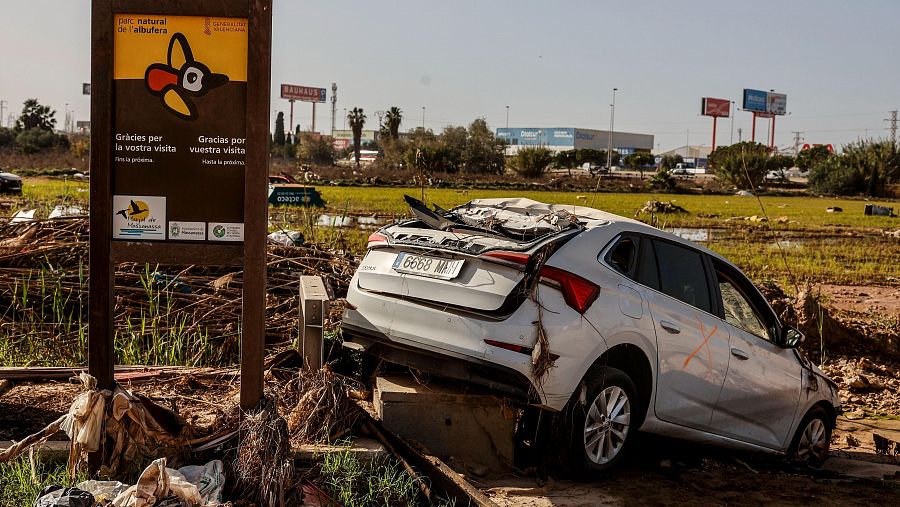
332;129;377;142
280;84;326;102
742;89;768;112
767;93;787;115
701;97;731;117
743;89;787;115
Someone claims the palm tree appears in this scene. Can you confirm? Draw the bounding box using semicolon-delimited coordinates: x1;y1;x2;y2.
347;107;366;167
385;107;402;140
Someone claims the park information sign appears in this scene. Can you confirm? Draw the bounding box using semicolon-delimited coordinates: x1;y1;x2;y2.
91;0;272;413
113;14;248;242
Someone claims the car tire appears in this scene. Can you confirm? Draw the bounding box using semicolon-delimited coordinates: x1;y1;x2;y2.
789;407;832;468
561;366;639;478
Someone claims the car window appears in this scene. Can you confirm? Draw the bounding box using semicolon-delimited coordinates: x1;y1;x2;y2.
718;278;768;339
652;240;712;313
605;235;637;277
635;236;660;290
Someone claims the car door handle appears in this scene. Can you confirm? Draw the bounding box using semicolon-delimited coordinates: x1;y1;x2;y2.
660;321;680;334
731;347;750;360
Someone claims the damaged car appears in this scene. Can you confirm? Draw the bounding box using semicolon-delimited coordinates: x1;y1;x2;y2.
341;196;840;476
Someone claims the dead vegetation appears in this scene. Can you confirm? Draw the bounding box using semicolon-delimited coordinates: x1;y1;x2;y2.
0;217;357;366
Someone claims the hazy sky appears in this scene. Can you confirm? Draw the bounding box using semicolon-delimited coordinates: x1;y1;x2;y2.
1;0;898;151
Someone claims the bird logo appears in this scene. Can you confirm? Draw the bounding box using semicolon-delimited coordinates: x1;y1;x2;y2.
116;200;150;222
144;33;228;120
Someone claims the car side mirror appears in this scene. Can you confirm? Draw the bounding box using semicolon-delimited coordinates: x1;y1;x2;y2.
779;326;804;348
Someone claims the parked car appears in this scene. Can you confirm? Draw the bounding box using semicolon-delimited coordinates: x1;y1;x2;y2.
341;196;839;476
765;169;787;182
669;163;691;176
0;172;23;195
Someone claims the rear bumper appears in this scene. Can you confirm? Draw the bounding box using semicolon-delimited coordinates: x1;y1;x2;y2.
341;320;539;404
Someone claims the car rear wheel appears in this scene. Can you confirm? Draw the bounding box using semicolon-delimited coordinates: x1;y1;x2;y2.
563;367;638;477
789;407;832;468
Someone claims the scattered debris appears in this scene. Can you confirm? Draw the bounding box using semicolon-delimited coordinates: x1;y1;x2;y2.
266;229;304;246
0;218;357;360
735;190;754;197
285;365;363;445
634;200;688;216
11;209;35;223
864;204;894;217
827;206;843;213
233;397;299;507
48;204;87;219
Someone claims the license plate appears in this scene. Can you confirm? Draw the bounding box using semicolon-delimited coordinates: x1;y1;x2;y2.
392;252;464;280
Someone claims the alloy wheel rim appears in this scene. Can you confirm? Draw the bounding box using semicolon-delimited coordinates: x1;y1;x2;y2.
796;418;828;463
583;385;631;464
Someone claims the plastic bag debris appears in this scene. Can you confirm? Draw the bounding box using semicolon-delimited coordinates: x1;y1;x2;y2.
76;480;130;503
48;205;86;219
59;373;106;475
178;460;225;504
11;209;36;223
112;458;201;507
34;485;94;507
267;230;304;246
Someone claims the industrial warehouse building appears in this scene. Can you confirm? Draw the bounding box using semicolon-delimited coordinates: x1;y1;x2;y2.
495;127;654;155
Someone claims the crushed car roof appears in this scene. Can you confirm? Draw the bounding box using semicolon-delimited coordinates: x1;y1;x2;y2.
460;197;639;225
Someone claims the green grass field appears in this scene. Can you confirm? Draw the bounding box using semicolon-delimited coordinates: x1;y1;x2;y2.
8;178;900;287
316;186;899;230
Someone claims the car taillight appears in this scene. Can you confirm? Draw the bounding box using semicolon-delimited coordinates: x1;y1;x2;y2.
539;265;600;314
367;232;388;247
484;339;532;355
479;251;530;267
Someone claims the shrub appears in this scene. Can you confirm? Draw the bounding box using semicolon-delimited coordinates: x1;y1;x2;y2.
0;127;15;147
509;147;554;178
15;127;68;154
708;142;773;189
808;156;864;196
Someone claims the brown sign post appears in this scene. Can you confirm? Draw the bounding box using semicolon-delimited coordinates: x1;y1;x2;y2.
90;0;271;412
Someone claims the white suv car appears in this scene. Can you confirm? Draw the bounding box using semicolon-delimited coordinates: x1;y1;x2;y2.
341;197;839;475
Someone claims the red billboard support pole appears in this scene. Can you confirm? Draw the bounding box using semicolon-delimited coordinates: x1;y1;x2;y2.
711;116;718;153
751;112;757;143
289;99;294;135
770;115;776;149
311;102;316;133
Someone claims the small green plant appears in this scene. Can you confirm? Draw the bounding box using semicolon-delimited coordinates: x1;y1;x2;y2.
320;445;420;507
0;455;84;507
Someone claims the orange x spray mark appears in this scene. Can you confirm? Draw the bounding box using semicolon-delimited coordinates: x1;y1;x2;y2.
683;317;718;371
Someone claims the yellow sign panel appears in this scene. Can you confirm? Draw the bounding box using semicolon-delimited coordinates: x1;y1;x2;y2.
114;14;247;82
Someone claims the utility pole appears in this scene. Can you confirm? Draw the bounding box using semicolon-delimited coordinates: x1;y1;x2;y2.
330;83;337;137
792;131;804;155
737;127;742;143
421;106;425;130
505;105;509;128
606;88;617;173
730;101;735;144
0;101;6;129
885;110;897;147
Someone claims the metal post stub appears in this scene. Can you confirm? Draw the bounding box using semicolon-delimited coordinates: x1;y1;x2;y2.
300;275;330;370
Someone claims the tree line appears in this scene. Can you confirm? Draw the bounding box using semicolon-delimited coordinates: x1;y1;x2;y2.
0;99;71;154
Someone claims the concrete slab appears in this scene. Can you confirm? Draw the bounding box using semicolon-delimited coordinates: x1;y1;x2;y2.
374;374;516;475
821;456;900;480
